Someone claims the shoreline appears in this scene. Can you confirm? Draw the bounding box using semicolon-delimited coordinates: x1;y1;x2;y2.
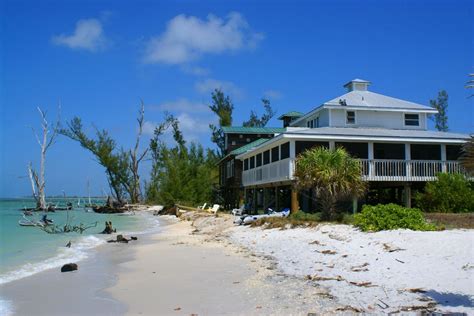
2;211;473;315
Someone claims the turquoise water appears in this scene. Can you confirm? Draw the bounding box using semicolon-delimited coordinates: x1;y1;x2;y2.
0;198;159;285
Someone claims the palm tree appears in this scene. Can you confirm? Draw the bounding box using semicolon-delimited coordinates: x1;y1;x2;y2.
460;136;474;175
294;147;366;220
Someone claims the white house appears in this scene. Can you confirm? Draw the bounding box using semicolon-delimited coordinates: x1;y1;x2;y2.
233;79;470;212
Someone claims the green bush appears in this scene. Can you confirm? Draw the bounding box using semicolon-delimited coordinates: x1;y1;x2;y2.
414;173;474;213
354;203;437;232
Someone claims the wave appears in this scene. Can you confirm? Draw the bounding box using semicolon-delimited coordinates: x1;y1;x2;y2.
0;235;105;285
0;299;13;316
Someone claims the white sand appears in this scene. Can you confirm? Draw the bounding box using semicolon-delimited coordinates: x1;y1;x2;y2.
229;224;474;314
107;216;338;315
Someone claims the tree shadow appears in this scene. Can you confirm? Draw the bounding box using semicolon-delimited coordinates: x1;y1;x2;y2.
424;290;473;308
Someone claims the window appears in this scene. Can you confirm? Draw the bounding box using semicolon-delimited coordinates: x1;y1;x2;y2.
231;141;236;145
250;156;255;169
263;150;270;165
244;158;249;170
405;114;419;126
315;117;319;127
239;134;243;139
281;142;290;159
256;153;262;167
346;111;355;124
271;147;279;162
307;121;310;127
246;138;251;142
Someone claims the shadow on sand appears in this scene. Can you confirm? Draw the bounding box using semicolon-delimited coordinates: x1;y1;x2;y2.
424;290;473;308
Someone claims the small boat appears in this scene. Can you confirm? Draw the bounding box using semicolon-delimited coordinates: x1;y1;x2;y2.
23;210;33;216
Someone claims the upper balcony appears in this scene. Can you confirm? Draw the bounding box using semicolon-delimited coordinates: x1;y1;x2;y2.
242;158;467;187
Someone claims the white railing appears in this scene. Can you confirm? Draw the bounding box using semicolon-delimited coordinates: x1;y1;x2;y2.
242;159;466;186
360;159;465;181
242;158;293;186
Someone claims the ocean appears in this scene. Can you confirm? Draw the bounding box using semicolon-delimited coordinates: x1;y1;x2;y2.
0;198;159;286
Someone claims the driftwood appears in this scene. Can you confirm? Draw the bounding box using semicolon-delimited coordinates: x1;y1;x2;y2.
101;221;116;234
107;234;138;243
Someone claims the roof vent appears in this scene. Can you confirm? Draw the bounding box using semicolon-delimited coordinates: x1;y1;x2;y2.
344;79;371;92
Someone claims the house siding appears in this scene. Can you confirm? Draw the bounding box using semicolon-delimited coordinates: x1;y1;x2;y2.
330;109;426;130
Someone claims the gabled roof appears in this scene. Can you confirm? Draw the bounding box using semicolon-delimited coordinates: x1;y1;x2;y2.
222;126;286;134
277;111;304;120
324;90;436;111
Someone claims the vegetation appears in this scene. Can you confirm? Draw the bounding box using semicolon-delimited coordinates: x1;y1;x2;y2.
251;211;320;229
145;114;218;208
354;204;437;232
242;98;276;127
424;213;474;229
294;147;366;221
209;89;234;157
460;136;474;175
414;173;474;213
429;90;449;132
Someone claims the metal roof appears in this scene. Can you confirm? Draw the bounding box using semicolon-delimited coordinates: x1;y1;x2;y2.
343;78;371;87
235;127;470;159
230;138;270;155
324;90;434;111
222;126;286;134
277;111;304;120
285;127;469;140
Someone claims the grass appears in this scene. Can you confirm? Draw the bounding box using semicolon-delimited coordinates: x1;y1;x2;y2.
424;213;474;229
249;211;355;229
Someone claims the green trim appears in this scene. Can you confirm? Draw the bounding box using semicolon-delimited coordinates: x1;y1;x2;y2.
277;111;304;120
222;126;286;134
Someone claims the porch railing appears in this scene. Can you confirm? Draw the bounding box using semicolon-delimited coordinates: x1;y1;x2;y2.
242;159;466;186
359;159;465;181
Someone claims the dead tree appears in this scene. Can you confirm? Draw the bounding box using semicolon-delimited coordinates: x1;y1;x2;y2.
128;101;148;203
29;107;60;210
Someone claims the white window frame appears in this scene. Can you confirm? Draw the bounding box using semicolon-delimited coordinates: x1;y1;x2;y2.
404;113;420;127
346;110;356;125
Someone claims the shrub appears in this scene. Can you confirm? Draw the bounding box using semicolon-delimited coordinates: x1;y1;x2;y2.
354;203;437;232
289;211;321;222
414;173;474;213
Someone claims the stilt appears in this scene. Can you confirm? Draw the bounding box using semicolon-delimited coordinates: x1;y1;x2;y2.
275;187;279;211
352;197;358;214
404;184;412;208
291;188;299;214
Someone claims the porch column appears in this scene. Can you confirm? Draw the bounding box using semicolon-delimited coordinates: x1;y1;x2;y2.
329;141;335;151
253;188;257;213
291;188;299;213
262;187;267;211
352;197;358;214
404;184;412;208
405;143;411;179
441;144;447;172
289;140;296;179
275;187;279;211
368;142;374;178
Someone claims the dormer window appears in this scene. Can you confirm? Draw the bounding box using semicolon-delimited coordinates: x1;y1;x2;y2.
404;114;419;126
346;111;356;124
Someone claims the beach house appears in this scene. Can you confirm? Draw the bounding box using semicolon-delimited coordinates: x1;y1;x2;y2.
219;79;470;212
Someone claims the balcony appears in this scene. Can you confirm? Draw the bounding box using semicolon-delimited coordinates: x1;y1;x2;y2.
242;158;467;186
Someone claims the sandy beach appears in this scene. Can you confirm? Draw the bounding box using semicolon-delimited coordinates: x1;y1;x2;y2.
2;211;473;315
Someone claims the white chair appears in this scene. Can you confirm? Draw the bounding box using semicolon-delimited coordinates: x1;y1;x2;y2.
207;204;220;214
198;203;207;210
231;205;245;216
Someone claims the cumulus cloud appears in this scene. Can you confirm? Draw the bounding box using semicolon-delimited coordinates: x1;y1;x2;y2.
181;65;211;76
195;78;242;97
143;12;263;64
263;89;283;100
52;18;107;51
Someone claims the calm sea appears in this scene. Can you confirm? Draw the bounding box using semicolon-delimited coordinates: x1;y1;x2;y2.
0;198;159;286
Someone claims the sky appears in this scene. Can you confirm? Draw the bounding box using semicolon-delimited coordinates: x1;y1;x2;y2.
0;0;473;198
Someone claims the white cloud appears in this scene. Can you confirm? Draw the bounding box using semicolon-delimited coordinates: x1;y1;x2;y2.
153;98;210;113
143;12;263;64
263;89;283;100
142;121;158;136
195;78;242;97
52;18;107;51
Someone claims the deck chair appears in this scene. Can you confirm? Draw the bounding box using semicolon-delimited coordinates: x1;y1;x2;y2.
231;204;245;216
198;203;207;210
207;204;220;214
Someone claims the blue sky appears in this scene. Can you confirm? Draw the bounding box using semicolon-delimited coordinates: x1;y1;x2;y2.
1;0;472;198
